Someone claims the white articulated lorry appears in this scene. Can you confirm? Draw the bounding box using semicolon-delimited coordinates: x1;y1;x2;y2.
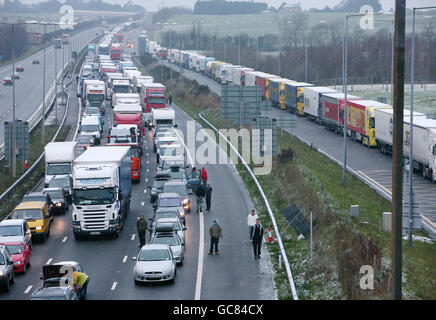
303;86;338;123
71;146;132;239
44;141;78;186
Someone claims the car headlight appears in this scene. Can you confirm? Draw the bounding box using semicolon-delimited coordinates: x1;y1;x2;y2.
0;271;4;276
36;226;43;230
56;203;62;207
182;198;188;205
14;261;21;265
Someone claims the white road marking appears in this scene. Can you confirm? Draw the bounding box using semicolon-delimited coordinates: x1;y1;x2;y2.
46;258;53;265
147;160;149;164
143;189;147;193
141;202;144;206
145;178;148;182
111;282;117;290
146;168;149;172
62;236;68;243
122;255;128;263
131;234;136;240
195;211;204;300
24;285;33;294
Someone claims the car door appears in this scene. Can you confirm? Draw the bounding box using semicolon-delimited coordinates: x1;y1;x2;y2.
22;243;30;264
186;170;201;190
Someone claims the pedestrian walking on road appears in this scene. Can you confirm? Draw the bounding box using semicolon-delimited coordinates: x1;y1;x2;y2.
251;219;264;259
208;219;222;255
205;184;212;211
247;209;258;240
137;214;148;248
73;271;89;300
201;167;208;186
168;92;173;105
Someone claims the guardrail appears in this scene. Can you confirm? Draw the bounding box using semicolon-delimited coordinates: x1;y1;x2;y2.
0;39;93;217
198;112;299;300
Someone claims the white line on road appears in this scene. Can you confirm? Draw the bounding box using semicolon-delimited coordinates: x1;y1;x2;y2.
146;168;149;172
131;234;136;240
62;236;68;243
46;258;53;265
143;189;147;193
146;160;149;164
24;285;33;294
111;282;117;290
141;202;144;206
145;178;148;182
195;211;204;300
122;256;128;263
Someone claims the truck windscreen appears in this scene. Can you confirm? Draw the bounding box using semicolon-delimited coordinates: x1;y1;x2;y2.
148;97;165;104
87;94;104;101
156;119;173;126
81;125;99;132
113;85;130;94
73;188;115;205
46;164;71;175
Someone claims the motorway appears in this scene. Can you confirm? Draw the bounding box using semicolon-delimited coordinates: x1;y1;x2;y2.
0;26;104;144
158;56;436;238
0;29;276;300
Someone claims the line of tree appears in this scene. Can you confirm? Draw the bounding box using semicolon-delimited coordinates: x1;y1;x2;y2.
159;15;436;85
152;6;193;24
0;0;145;13
310;0;382;12
193;0;268;15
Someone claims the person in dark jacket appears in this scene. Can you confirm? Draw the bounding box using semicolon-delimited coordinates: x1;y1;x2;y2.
205;184;212;211
195;183;206;212
251;219;264;259
137;215;148;248
208;219;222;255
168;92;173;105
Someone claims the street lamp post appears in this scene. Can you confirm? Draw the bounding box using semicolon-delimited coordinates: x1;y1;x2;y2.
11;24;16;177
42;23;47;143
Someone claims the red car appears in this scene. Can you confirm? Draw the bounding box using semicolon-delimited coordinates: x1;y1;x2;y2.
1;242;31;273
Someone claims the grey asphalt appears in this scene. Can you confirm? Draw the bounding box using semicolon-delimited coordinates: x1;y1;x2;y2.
0;30;276;300
161;59;436;235
0;27;103;144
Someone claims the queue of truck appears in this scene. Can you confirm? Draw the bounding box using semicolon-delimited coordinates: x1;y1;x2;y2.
144;35;436;183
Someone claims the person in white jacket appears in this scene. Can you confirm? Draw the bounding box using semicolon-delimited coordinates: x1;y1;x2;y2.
247;209;258;241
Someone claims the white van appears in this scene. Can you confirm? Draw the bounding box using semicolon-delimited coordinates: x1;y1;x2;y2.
80;116;102;142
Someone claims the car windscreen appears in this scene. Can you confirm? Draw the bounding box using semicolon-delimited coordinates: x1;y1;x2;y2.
155;212;178;220
13;209;43;220
163;185;187;196
46;190;63;199
170;171;185;180
48;178;69;189
159;147;181;157
73;188;115;205
46;164;71;175
87;94;104;101
113;85;130;94
81;124;100;132
152;180;166;189
0;225;23;236
148;97;165;104
138;249;170;261
158;197;181;207
85;108;100;115
77;137;92;144
152;236;179;246
162;161;184;170
6;244;22;254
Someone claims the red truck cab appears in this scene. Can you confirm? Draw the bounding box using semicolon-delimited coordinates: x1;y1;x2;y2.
140;83;166;113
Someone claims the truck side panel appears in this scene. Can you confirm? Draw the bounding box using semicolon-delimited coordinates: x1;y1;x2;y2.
347;102;366;136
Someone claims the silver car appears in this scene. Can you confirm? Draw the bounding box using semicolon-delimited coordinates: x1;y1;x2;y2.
0;219;32;249
163;180;190;213
153;192;185;220
151;217;186;246
150;227;185;265
0;245;15;292
133;244;177;284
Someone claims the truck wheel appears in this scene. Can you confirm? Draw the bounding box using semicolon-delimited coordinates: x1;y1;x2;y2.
73;233;82;241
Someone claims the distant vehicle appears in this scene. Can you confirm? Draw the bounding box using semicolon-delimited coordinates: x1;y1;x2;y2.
0;245;14;292
32;59;40;65
0;219;32;249
76;133;95;155
43;188;68;215
150;227;184;265
0;242;30;273
61;34;69;44
54;38;62;49
48;175;73;203
10;73;20;80
133;244;177;284
126;40;134;48
2;77;13;86
151;217;186;246
149;172;171;202
15;66;24;72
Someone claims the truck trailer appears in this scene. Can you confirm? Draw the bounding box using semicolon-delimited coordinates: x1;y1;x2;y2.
283;82;314;115
44;141;78;186
321;93;360;134
72;146;131;238
303;87;338;123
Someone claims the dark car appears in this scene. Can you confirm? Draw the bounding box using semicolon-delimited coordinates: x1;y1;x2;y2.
22;192;55;220
48;175;73;203
43;187;68;215
15;66;24;72
32;59;40;64
149;172;171;203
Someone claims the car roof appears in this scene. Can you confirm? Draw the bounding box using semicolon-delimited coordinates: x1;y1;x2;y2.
0;219;25;226
141;244;170;251
163;180;186;187
15;201;45;210
43;187;64;192
156;217;180;223
155;207;179;213
159;192;181;199
51;175;70;180
24;192;46;197
32;286;70;297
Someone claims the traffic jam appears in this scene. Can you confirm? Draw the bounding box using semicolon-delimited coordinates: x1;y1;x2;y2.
0;24;202;299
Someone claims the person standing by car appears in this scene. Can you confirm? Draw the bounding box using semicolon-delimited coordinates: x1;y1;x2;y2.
195;183;206;212
168;92;173;105
201;167;208;186
137;215;148;248
73;271;89;300
247;209;258;241
205;184;212;211
251;219;264;259
208;219;222;255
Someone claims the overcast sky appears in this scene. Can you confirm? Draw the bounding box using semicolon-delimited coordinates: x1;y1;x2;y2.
13;0;436;12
